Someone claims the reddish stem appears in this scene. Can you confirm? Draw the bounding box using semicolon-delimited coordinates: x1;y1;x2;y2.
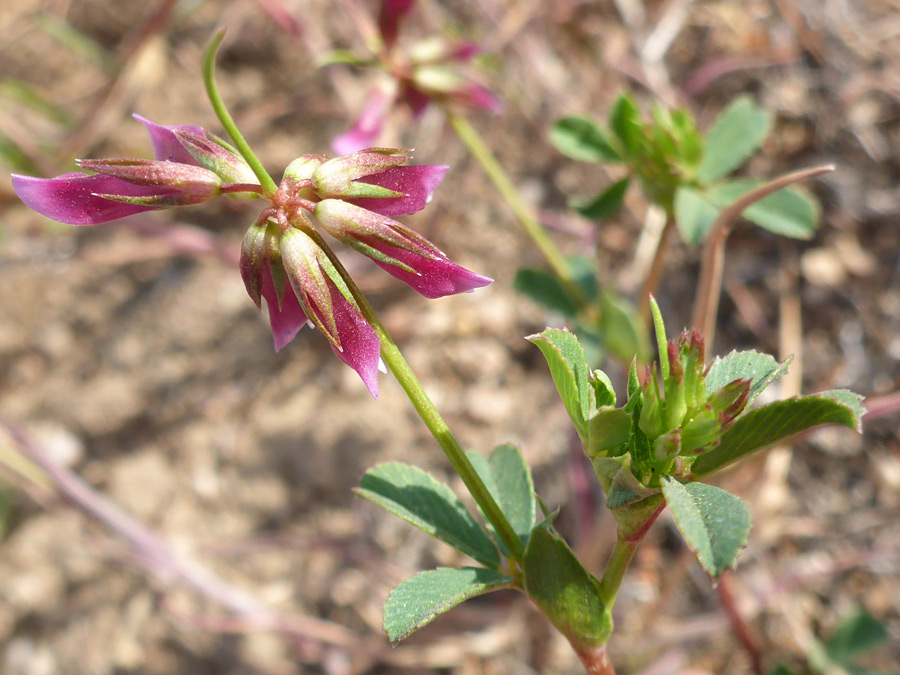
575;643;616;675
717;572;763;674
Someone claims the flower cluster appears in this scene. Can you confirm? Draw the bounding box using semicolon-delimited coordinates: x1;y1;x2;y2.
332;0;501;154
638;331;750;467
12;117;491;397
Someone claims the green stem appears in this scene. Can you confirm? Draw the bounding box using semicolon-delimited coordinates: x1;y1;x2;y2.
302;224;525;564
447;111;591;313
202;31;279;197
374;320;525;564
596;538;637;610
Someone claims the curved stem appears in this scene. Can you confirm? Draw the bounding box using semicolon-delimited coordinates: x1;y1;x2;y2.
691;164;833;346
447;111;592;313
202;31;279;197
302;225;525;564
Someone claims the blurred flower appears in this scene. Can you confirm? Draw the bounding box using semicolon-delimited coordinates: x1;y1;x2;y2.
13;123;490;397
330;0;502;154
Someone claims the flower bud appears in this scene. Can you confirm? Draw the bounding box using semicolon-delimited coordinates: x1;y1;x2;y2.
283;154;327;182
313;149;408;199
172;129;259;186
653;429;681;464
279;225;380;397
708;378;751;427
680;407;720;455
639;365;666;439
76;159;222;206
240;218;271;308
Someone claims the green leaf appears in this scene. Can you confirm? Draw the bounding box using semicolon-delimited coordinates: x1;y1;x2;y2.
357;463;500;568
528;329;592;442
524;521;612;645
609;94;643;157
826;610;888;662
705;181;819;239
705;350;793;406
574;321;605;369
598;290;650;364
514;267;579;317
767;665;798;675
674;186;720;244
568;255;601;301
691;391;865;477
466;444;536;555
661;478;751;580
550;116;622;162
697;96;773;184
587;407;633;458
383;567;513;643
574;178;630;220
590;370;617;408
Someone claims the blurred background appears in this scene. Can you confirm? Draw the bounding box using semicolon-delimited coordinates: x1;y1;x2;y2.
0;1;898;673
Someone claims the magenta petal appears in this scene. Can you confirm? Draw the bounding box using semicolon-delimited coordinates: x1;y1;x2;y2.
378;0;416;50
261;264;310;351
457;82;504;114
400;84;430;118
11;173;170;225
348;165;448;217
134;114;205;165
448;41;482;62
332;88;391;155
367;240;492;298
327;284;381;397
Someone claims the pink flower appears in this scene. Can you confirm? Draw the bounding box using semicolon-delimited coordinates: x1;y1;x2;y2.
314;199;490;298
13;119;490;397
330;0;502;154
11;116;260;225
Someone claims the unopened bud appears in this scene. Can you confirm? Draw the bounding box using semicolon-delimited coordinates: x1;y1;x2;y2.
313;149;408;199
172;129;259;185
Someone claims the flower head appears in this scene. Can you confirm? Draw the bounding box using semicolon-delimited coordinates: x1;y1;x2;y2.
639;330;752;459
13;118;490;396
330;0;501;154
